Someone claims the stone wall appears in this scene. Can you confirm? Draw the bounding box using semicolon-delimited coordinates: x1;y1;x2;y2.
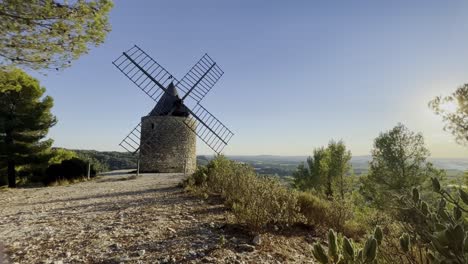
139;116;196;173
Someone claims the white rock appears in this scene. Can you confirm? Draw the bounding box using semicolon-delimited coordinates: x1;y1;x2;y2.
252;235;261;245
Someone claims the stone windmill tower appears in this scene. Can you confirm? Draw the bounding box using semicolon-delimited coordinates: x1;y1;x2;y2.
112;45;234;174
140;83;196;173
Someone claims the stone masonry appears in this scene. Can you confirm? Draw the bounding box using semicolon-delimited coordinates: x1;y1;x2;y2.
140;116;196;173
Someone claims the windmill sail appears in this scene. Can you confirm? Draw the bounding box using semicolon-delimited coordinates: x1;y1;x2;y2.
119;123;141;153
177;53;224;103
186;104;234;154
112;45;179;102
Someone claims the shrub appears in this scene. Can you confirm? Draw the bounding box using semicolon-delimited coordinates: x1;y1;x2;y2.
42;157;97;185
297;191;364;238
297;191;330;227
0;174;7;186
185;155;301;230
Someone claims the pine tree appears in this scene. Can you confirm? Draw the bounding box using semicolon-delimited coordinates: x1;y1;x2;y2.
0;0;113;70
0;67;56;187
360;123;441;208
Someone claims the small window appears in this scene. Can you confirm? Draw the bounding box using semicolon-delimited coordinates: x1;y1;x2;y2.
151;123;154;129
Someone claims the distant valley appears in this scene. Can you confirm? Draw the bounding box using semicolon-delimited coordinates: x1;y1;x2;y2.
70;150;468;178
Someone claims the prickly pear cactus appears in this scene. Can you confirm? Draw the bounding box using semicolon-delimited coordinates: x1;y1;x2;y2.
400;179;467;264
312;228;381;264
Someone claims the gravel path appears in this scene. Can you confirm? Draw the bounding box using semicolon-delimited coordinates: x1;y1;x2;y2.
0;172;315;263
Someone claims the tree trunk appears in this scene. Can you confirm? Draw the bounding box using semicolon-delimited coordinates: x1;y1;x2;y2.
326;175;333;198
340;174;344;200
7;160;16;188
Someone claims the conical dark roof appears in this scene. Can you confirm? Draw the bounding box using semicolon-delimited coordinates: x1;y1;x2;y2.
149;82;189;117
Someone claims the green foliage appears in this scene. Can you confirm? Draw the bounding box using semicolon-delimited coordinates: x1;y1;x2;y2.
74;151;108;173
328;140;352;199
48;148;77;165
72;149;136;170
312;228;382;264
185;155;301;231
43;157;97;185
294;140;351;198
297;191;363;237
360;123;441;208
0;67;56;187
399;178;468;263
0;0;113;70
293;147;329;191
185;156;365;236
429;84;468;146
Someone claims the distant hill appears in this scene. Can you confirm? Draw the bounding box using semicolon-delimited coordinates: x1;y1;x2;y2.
64;150;468;177
72;150;137;171
226;155;468;177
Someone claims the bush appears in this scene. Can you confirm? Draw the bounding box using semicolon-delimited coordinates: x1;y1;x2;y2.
297;191;330;227
185;156;367;234
42;157;97;185
185;155;301;231
0;174;7;186
297;191;364;238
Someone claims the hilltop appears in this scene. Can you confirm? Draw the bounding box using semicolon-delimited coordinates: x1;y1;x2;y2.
0;172;315;263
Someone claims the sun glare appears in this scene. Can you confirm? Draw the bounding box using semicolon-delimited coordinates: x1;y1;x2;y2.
439;101;458;113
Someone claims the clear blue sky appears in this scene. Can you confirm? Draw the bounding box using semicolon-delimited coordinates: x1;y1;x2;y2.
32;0;468;157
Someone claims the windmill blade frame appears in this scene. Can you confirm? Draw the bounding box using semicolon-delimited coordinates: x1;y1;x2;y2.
176;53;224;103
112;45;180;102
185;103;234;154
119;122;142;154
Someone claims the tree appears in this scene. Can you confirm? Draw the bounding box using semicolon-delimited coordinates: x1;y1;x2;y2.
0;0;113;70
48;148;77;165
429;84;468;146
328;140;352;199
0;67;56;187
294;140;352;198
360;124;439;208
293;147;330;192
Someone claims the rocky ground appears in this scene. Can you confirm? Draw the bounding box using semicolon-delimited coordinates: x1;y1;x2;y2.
0;171;317;263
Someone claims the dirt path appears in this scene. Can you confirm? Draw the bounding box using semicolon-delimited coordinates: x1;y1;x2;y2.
0;172;315;263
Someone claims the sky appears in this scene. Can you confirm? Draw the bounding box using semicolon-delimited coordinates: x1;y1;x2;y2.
31;0;468;157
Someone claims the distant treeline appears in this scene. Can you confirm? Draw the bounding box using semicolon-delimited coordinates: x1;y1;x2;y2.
70;150;213;171
71;149;137;171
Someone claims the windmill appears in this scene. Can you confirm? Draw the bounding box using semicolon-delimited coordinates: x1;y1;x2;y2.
112;45;233;173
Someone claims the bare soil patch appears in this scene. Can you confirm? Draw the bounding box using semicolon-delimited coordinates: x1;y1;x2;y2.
0;172;315;263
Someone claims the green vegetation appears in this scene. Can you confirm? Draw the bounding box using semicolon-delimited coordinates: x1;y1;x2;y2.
312;228;382;264
293;140;351;198
359;123;443;209
429;84;468;146
185;122;468;263
184;155;362;237
44;157;98;185
0;69;109;187
0;0;113;70
398;179;468;263
0;67;56;187
184;156;300;231
72;149;136;170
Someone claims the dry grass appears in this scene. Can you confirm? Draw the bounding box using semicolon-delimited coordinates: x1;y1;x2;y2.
184;156;301;231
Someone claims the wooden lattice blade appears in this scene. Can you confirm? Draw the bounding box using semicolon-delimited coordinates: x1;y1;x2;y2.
177;53;224;104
